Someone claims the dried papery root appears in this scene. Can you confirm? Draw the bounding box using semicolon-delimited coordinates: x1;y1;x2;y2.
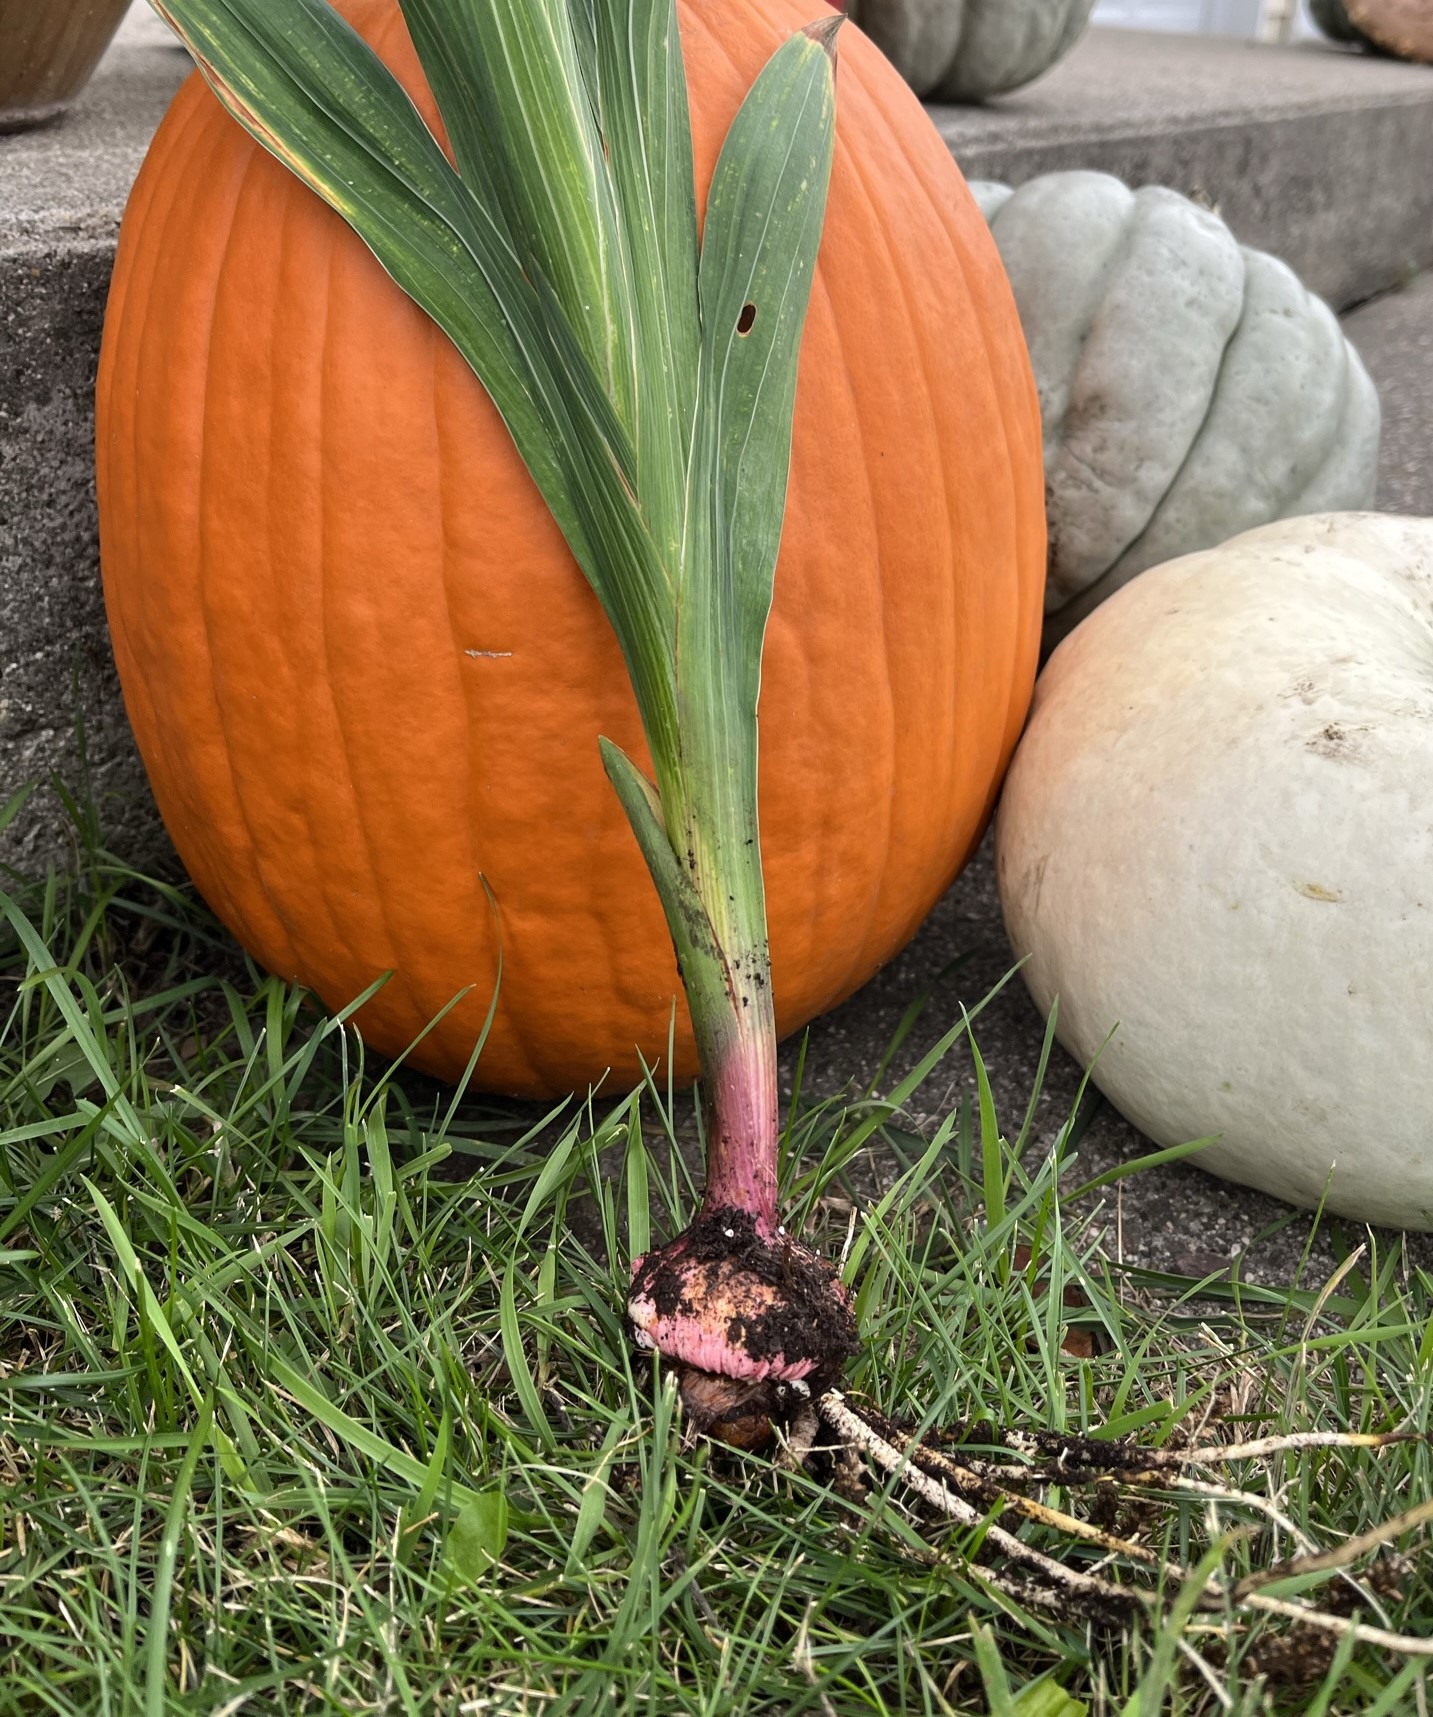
777;1401;823;1472
1178;1429;1425;1464
817;1390;1433;1657
817;1398;1177;1579
839;1406;1427;1491
1231;1498;1433;1600
817;1391;1151;1621
894;1438;1181;1580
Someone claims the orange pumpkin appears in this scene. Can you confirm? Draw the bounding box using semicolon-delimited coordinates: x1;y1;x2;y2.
96;0;1044;1096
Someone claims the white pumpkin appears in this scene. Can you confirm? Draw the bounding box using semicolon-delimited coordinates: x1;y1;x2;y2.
996;514;1433;1231
845;0;1094;102
970;174;1382;647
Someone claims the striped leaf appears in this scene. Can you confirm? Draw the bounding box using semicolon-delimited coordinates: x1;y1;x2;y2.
148;0;839;1191
152;0;681;762
677;19;840;960
586;0;702;565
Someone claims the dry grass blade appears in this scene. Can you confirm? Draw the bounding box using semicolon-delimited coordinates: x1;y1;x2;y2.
1232;1497;1433;1598
1177;1430;1426;1465
818;1390;1148;1619
1234;1591;1433;1657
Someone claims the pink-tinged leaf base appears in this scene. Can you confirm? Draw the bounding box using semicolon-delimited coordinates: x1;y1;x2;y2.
697;1030;781;1235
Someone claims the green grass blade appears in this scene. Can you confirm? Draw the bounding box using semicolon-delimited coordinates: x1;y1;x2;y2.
564;1413;628;1577
1;890;156;1162
500;1259;556;1448
85;1179;204;1411
0;782;37;839
623;1106;651;1265
399;1408;452;1561
144;1397;214;1717
516;1121;581;1236
1120;1535;1234;1716
972;1619;1017;1717
1064;1134;1222;1201
970;1028;1006;1233
268;1355;483;1504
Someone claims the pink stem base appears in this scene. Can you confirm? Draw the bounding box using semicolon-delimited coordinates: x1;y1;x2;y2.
698;1025;778;1234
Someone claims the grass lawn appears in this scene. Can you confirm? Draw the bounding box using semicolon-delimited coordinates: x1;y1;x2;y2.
2;811;1431;1714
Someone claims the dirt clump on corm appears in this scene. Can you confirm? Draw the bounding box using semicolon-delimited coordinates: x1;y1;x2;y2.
628;1207;856;1449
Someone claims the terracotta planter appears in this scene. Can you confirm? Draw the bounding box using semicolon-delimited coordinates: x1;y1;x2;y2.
0;0;132;132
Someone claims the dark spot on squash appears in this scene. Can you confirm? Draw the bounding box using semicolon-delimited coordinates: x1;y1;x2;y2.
736;303;757;336
1307;721;1363;761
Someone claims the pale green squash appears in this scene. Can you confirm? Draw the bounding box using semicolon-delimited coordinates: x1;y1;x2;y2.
997;513;1433;1230
845;0;1093;102
971;172;1381;643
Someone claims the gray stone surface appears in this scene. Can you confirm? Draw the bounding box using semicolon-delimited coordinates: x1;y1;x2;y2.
1;6;186;870
2;8;183;250
1345;273;1433;517
940;28;1433;312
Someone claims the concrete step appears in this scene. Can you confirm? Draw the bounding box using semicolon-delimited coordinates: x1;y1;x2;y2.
938;27;1433;313
1344;273;1433;518
3;8;1432;871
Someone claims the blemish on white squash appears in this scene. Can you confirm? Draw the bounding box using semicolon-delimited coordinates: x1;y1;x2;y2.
1295;881;1342;903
